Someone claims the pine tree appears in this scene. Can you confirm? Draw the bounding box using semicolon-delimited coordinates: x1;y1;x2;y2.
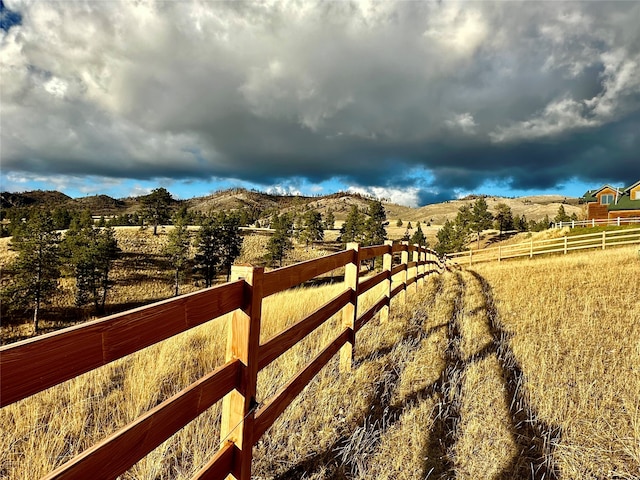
63;225;119;315
70;209;94;230
516;214;528;232
436;212;469;255
447;203;473;250
396;218;403;227
363;200;387;247
267;214;294;267
194;216;222;288
51;207;72;230
470;198;493;249
323;209;335;230
218;212;243;281
299;209;324;248
435;219;456;255
554;205;571;224
173;205;194;225
164;218;191;296
494;203;514;237
8;211;61;331
141;187;173;235
410;222;427;247
339;206;365;244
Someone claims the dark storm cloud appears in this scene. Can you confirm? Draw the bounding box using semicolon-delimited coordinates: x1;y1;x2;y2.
1;0;639;203
0;0;21;32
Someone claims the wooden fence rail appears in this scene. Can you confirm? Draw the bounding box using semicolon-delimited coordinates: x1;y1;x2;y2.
447;227;640;266
0;241;445;480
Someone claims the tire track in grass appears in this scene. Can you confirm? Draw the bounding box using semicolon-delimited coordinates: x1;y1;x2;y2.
468;270;561;480
422;269;561;479
453;270;519;479
422;272;465;479
270;276;447;479
334;275;450;478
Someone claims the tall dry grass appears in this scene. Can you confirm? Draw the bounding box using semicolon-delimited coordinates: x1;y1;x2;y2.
353;247;639;479
0;265;433;479
470;245;640;479
2;239;638;479
1;227;334;343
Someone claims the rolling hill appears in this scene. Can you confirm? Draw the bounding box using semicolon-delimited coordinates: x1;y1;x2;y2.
0;188;585;225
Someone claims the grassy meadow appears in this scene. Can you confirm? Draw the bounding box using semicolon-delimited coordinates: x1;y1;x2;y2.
469;245;640;479
1;227;639;478
0;226;338;343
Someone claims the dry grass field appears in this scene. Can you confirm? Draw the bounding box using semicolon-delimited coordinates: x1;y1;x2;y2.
468;246;640;479
1;231;638;478
0;227;336;343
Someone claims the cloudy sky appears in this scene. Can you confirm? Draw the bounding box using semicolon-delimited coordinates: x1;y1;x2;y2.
1;0;639;206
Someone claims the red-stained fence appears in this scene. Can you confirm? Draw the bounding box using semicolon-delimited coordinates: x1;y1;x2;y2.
0;241;445;480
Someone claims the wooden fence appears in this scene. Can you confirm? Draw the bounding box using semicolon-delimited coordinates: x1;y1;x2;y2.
0;241;444;480
447;227;640;266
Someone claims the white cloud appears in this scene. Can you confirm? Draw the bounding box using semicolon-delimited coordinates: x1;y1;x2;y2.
423;5;488;58
491;49;640;143
266;184;303;197
1;172;126;196
446;113;477;134
1;0;640;194
490;97;598;143
589;50;640;118
347;185;421;208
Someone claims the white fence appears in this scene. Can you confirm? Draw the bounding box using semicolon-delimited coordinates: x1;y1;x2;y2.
554;216;640;229
447;227;640;266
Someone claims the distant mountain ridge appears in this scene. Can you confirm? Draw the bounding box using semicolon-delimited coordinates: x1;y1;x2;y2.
0;188;583;223
1;190;72;209
1;191;134;216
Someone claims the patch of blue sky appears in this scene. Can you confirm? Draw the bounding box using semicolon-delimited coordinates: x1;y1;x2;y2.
475;177;595;199
0;0;22;32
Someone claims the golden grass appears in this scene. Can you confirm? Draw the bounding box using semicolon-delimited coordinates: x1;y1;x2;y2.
0;237;16;268
1;227;336;342
0;273;431;478
450;271;518;478
471;245;640;479
455;356;518;479
360;275;448;480
2;237;639;479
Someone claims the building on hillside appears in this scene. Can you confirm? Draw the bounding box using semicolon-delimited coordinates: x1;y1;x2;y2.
582;180;640;222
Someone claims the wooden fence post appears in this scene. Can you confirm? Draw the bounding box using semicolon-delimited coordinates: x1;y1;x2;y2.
380;240;393;323
400;242;409;302
417;246;425;289
220;265;264;480
564;236;568;254
498;246;502;262
412;245;420;294
433;250;438;274
530;238;534;258
602;231;606;250
340;243;360;372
